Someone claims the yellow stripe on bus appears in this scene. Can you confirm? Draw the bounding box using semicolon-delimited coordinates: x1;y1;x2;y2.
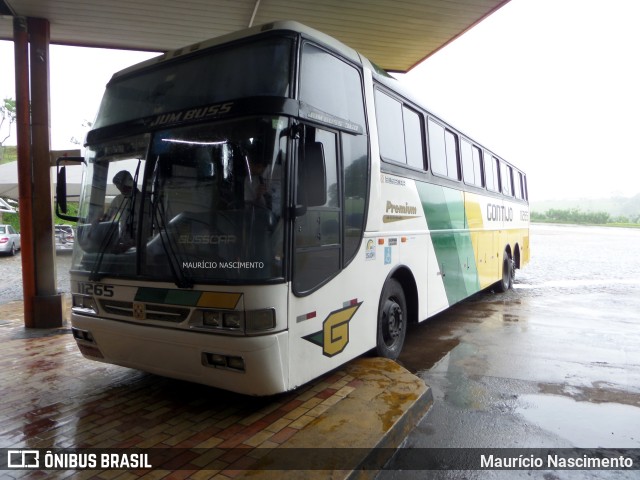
464;193;498;289
197;292;242;309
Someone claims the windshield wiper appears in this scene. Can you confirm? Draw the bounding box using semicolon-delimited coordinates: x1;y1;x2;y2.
150;162;194;289
88;161;143;281
88;200;129;281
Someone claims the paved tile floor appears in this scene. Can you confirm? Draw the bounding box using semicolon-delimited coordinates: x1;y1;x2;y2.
0;300;430;479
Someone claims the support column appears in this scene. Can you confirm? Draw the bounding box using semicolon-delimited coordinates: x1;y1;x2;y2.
13;17;36;327
13;16;63;328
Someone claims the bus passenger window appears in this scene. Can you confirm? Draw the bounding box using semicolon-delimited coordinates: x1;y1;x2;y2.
444;130;460;180
472;146;483;187
515;171;525;199
428;119;447;176
375;90;405;164
485;153;500;192
428;119;459;180
461;139;474;184
403;106;424;169
484;151;495;191
501;163;513;196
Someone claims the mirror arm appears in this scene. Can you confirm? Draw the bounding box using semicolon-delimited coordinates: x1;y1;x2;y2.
292;204;307;217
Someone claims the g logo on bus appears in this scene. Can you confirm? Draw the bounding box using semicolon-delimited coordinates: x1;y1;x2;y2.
303;302;362;357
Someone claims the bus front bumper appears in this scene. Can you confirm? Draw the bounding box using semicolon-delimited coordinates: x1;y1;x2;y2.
71;313;289;396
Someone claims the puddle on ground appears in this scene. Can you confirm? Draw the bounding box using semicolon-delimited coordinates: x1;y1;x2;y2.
517;394;640;448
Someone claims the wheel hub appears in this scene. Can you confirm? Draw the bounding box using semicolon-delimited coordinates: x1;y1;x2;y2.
384;299;403;340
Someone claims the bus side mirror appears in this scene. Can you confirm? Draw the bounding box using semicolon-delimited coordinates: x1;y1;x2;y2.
57;166;68;214
297;141;326;212
55;156;85;222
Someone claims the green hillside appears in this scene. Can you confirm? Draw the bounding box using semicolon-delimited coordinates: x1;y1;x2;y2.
0;145;17;163
532;194;640;225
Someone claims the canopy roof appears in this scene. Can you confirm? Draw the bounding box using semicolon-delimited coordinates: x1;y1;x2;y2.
0;0;509;72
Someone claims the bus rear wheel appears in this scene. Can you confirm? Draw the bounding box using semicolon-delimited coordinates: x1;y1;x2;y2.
376;279;407;360
495;250;514;293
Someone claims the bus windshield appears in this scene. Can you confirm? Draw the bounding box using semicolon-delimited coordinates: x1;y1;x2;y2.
93;36;293;129
73;116;288;284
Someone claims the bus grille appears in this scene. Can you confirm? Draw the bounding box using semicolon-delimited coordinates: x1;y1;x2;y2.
100;300;190;323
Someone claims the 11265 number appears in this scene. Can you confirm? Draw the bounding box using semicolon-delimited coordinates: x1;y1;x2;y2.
77;282;114;297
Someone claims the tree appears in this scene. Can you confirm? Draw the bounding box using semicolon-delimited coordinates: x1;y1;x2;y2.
1;97;17;146
0;97;17;161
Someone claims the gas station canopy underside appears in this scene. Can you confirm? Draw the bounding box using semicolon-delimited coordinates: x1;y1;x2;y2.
0;0;509;72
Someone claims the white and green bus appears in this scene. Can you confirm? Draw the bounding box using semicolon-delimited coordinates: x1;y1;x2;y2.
57;21;529;395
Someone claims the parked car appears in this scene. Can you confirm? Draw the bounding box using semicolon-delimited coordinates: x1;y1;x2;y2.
0;224;21;256
55;225;75;253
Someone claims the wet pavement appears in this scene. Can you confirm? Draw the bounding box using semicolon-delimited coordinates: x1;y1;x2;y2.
0;298;431;479
379;224;640;478
0;250;72;303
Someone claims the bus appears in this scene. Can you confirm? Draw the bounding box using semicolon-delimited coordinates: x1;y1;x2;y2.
57;21;529;396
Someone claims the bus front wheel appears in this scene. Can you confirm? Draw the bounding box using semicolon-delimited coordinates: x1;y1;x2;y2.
376;279;407;360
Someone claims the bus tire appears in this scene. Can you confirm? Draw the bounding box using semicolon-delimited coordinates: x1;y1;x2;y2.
495;250;513;293
376;278;407;360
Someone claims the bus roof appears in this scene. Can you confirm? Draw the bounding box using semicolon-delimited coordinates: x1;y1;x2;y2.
111;21;363;81
106;20;521;174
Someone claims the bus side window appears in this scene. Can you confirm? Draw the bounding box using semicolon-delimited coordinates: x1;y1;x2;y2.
403;106;424;169
428;119;447;176
461;139;474;185
484;150;494;191
501;163;513;196
472;145;484;187
342;133;368;265
444;130;460;180
300;42;366;131
428;118;459;180
493;157;501;193
515;171;525;199
485;152;500;192
375;90;405;164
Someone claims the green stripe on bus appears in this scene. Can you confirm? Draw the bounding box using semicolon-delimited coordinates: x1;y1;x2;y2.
135;287;202;306
416;182;480;305
165;290;202;306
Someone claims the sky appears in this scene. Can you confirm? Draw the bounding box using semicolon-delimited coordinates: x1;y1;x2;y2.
397;0;640;201
1;0;639;202
0;43;157;150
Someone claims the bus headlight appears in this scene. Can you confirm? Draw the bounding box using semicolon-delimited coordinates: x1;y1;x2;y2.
193;308;274;334
72;294;98;315
202;310;222;327
222;312;242;329
195;309;244;332
246;308;276;333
